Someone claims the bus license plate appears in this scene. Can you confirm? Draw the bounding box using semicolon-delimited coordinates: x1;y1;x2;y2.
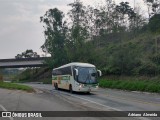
88;87;91;91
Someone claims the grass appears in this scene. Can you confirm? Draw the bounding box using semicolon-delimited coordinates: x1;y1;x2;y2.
0;82;34;92
99;79;160;93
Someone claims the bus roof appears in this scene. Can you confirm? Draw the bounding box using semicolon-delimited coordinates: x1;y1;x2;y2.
53;62;95;70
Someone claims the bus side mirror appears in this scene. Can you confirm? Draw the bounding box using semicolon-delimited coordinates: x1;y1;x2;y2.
97;70;102;77
74;69;78;81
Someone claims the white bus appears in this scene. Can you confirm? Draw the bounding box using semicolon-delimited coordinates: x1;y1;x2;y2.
52;62;102;93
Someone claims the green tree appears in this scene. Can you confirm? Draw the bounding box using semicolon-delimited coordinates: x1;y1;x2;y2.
115;2;136;32
40;8;68;67
148;14;160;33
15;49;40;59
66;0;90;62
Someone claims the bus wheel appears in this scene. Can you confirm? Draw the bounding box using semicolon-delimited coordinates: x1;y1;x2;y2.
69;85;73;93
55;83;58;90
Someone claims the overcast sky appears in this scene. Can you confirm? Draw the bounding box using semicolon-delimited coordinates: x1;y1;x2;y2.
0;0;147;59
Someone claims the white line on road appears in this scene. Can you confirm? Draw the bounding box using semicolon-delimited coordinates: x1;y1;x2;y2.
70;94;121;111
51;89;122;111
0;104;14;120
71;94;151;120
28;85;151;120
54;90;151;120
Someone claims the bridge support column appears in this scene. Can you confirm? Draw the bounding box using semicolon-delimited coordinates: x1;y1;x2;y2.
0;75;3;82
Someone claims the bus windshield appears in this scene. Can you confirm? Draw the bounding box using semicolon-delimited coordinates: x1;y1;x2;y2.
77;67;98;84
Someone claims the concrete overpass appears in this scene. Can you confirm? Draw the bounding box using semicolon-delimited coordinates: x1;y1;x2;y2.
0;57;50;68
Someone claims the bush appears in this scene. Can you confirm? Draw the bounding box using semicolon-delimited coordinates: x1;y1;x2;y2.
99;79;160;93
0;82;34;92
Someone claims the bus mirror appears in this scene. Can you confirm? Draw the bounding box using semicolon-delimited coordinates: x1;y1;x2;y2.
74;69;78;76
97;70;102;77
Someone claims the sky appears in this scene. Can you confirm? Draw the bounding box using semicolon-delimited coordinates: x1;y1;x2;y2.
0;0;147;59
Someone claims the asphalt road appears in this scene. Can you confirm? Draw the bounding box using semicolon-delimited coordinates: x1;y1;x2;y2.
26;83;160;111
0;83;160;120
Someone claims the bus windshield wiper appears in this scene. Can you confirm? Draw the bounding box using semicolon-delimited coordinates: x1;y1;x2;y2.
83;74;90;84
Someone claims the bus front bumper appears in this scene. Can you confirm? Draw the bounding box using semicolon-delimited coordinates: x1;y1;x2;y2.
74;85;98;92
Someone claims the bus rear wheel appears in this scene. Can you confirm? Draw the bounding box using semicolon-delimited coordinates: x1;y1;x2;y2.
69;85;73;93
55;83;58;90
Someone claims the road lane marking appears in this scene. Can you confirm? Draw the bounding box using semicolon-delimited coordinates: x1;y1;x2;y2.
50;89;121;111
27;85;152;120
0;104;13;120
73;95;151;120
70;94;121;111
52;90;151;120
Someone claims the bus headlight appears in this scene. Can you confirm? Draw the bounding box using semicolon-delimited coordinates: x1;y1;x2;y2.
79;84;84;88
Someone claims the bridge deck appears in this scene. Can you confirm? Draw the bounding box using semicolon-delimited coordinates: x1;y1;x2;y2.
0;57;50;68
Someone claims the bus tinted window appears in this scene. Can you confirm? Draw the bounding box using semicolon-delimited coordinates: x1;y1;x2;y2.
52;66;72;75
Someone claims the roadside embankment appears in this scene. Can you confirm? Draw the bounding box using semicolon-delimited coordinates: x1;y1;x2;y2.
0;82;34;92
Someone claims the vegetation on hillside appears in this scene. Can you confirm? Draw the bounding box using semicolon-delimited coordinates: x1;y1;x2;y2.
13;0;160;92
99;79;160;93
13;67;52;84
40;0;160;76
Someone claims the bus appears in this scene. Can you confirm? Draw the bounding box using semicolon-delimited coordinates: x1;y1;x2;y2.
52;62;102;93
